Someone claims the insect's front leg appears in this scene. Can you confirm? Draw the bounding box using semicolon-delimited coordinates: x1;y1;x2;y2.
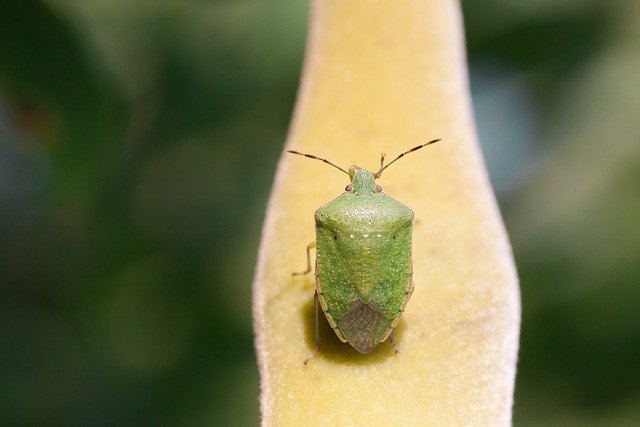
292;241;316;276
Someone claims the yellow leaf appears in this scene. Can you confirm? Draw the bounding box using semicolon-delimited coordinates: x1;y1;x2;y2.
253;1;520;425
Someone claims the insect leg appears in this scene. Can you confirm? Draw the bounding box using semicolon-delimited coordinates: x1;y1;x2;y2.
292;241;316;276
388;334;400;355
304;291;321;365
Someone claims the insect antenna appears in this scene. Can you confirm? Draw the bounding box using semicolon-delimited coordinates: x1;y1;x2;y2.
374;138;441;178
287;150;350;176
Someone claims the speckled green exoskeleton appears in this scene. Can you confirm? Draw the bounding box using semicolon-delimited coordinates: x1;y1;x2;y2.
288;139;441;364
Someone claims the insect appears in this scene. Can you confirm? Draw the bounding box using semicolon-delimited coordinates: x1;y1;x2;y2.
288;139;441;364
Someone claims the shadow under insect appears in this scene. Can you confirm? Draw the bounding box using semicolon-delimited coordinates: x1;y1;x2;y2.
301;293;407;365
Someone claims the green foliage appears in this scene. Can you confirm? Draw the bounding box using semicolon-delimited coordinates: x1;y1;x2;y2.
0;0;306;425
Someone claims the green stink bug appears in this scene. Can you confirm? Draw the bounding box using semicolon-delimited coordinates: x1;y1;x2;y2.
288;139;441;364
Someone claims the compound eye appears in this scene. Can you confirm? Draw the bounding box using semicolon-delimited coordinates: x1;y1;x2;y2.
374;185;382;193
345;184;354;192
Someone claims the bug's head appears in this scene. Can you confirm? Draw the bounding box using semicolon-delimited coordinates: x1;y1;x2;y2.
346;166;379;195
286;139;441;194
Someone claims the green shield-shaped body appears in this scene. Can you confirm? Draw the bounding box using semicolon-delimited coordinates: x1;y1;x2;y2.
314;178;414;354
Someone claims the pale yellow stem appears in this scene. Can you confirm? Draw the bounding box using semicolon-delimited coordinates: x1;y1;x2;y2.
253;1;520;426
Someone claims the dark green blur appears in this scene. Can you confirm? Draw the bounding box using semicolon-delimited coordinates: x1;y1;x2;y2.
0;1;638;426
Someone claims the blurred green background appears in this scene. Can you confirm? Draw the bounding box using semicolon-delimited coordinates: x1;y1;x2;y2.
1;0;638;426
